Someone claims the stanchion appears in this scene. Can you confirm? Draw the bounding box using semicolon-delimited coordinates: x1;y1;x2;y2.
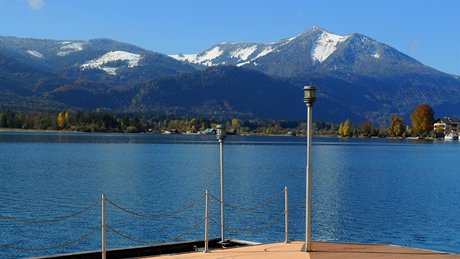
204;190;209;253
285;186;289;243
102;194;107;259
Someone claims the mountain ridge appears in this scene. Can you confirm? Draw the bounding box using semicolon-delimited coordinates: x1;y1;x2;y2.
1;27;459;124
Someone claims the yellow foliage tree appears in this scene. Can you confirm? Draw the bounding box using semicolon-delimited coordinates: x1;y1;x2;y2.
339;119;353;137
64;111;70;125
231;118;241;128
57;112;65;129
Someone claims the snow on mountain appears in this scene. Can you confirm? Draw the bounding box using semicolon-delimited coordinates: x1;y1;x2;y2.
169;53;198;63
253;46;274;60
311;31;349;62
170;46;224;66
230;45;258;61
57;41;85;56
81;50;142;75
169;28;351;67
27;50;44;58
169;37;296;67
198;46;224;66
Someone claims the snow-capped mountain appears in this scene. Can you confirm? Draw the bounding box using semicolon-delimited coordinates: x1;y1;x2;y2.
169;26;460;122
0;36;194;78
1;28;460;123
170;27;426;78
169;36;296;67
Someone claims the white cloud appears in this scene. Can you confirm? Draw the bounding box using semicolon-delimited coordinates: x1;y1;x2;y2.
28;0;44;10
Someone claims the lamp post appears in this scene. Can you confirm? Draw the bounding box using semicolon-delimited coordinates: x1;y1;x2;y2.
303;86;316;252
216;124;227;244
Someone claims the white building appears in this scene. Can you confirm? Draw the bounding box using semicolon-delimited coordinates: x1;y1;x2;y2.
434;117;460;137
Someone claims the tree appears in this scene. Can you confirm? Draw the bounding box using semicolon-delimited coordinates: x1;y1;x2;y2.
359;121;372;137
57;112;65;129
339;119;353;137
231;118;241;128
64;111;71;127
0;112;6;128
389;114;405;137
410;104;434;136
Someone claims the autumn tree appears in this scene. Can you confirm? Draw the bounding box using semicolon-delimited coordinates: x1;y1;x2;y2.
57;112;65;129
389;114;405;137
359;121;372;137
231;118;241;128
410;104;434;136
338;119;353;137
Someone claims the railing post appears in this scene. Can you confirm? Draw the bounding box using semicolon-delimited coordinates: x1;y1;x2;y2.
285;186;289;243
102;194;107;259
204;190;209;253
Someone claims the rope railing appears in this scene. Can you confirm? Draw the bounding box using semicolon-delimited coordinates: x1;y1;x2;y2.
208;186;289;243
0;199;101;223
0;225;100;251
106;194;204;219
107;220;203;245
0;186;290;256
226;211;286;233
209;190;284;211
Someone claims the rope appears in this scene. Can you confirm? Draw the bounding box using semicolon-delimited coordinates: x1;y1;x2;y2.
107;225;150;245
0;199;101;223
0;226;99;251
106;194;204;219
226;211;285;233
210;190;284;211
107;220;203;245
209;216;220;227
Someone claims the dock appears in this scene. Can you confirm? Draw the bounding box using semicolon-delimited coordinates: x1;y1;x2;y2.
138;241;460;259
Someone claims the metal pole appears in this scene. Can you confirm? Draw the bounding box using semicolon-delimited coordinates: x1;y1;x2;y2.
204;190;209;253
102;194;107;259
219;139;225;243
285;186;289;243
305;104;313;252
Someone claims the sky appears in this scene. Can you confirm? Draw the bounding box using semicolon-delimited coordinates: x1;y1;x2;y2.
0;0;459;75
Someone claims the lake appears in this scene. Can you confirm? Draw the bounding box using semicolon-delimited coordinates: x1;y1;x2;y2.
1;132;459;258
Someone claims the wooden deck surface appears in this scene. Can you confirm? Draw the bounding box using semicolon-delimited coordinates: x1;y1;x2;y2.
138;241;460;258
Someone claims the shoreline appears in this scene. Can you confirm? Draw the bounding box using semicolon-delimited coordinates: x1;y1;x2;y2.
0;128;79;134
0;128;441;141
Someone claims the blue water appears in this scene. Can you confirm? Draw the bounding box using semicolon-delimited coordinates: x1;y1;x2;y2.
0;133;459;258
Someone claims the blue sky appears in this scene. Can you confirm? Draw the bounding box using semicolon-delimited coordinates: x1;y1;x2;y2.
1;0;459;75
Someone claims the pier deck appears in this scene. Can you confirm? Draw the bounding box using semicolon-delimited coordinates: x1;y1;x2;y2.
139;241;459;258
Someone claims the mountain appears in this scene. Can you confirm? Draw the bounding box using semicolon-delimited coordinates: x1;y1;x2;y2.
169;27;429;78
1;28;460;124
0;36;195;84
170;27;460;123
130;66;305;119
0;36;197;111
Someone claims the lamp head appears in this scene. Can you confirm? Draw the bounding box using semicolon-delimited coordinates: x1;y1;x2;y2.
216;124;226;141
303;86;316;106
